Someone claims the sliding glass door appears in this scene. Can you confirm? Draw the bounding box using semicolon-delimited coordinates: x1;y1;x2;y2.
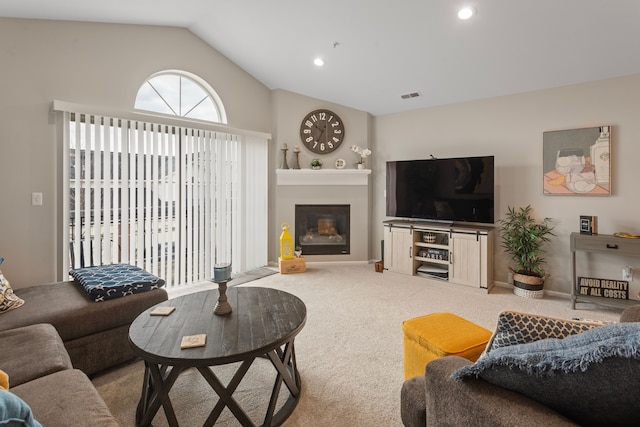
60;109;268;288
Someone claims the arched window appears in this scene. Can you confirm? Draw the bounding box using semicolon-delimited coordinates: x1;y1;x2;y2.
134;70;227;123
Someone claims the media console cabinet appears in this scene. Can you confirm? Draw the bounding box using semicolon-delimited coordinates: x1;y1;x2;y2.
383;220;494;291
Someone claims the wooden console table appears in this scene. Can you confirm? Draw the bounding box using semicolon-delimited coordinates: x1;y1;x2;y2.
570;232;640;309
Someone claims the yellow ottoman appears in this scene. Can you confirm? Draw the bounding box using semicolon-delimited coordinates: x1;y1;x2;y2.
402;312;492;380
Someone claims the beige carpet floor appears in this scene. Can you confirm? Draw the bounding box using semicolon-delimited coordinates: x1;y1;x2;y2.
92;263;622;426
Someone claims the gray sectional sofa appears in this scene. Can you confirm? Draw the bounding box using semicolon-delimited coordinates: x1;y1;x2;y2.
401;305;640;426
1;280;167;376
0;279;168;426
1;324;119;426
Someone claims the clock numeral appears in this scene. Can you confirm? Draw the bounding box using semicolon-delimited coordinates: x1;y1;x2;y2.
306;136;314;143
320;143;325;151
331;121;341;127
305;120;313;128
303;128;311;135
327;115;333;122
332;137;340;143
312;141;318;149
319;112;326;120
328;142;334;149
311;115;318;122
334;129;342;134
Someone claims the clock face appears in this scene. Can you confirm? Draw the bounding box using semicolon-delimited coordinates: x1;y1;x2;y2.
299;109;345;154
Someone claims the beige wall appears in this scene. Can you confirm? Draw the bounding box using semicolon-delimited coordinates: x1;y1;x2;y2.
270;89;373;262
3;17;640;298
372;74;640;296
0;18;271;287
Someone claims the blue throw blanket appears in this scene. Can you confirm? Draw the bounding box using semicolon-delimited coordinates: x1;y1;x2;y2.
70;263;165;302
453;322;640;378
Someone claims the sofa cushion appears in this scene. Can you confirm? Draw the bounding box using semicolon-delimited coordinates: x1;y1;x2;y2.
2;281;167;342
0;324;72;387
69;263;165;302
453;323;640;426
485;310;603;353
11;369;118;427
0;389;42;427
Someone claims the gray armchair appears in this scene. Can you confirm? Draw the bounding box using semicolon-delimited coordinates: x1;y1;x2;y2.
401;305;640;426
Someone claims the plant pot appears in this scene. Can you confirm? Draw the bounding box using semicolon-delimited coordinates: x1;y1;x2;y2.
510;267;545;299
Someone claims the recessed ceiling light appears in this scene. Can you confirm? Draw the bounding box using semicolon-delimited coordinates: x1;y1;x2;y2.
458;6;475;20
314;58;325;67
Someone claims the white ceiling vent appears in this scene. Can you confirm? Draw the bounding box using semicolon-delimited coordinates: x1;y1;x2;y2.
400;92;421;100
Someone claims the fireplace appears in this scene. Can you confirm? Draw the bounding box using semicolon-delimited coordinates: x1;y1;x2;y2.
276;169;370;262
295;204;350;255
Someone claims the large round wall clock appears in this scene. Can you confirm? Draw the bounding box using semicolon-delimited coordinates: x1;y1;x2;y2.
299;109;345;154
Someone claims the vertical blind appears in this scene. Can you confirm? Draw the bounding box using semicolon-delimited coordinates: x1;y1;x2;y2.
60;107;268;288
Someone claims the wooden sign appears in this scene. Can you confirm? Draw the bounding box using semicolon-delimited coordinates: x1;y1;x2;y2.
578;276;628;300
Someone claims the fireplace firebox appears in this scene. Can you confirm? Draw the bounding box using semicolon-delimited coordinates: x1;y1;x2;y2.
295;204;350;255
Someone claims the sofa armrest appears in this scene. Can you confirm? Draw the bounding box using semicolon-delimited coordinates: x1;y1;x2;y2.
424;356;578;427
620;304;640;323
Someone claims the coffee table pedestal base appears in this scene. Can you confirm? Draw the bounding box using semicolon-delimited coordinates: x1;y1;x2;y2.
135;340;300;427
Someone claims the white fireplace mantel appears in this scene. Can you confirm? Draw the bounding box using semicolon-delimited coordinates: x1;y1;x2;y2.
276;169;371;186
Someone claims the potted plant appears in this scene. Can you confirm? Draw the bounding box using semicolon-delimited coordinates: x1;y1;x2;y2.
310;159;323;170
498;205;555;298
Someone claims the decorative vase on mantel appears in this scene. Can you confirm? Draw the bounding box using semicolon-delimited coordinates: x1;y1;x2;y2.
280;147;289;169
291;146;301;169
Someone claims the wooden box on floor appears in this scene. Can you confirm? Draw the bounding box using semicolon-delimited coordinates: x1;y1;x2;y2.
279;257;306;274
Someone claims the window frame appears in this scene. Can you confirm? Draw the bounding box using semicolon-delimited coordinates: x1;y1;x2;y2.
134;70;227;124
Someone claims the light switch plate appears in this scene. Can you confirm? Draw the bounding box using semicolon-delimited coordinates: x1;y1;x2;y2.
31;192;43;206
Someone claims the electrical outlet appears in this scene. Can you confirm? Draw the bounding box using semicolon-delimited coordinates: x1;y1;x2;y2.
31;192;43;206
622;266;632;281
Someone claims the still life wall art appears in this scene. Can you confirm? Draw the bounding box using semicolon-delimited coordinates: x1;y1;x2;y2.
543;126;611;196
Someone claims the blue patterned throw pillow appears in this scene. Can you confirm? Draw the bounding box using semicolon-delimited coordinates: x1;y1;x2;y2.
70;263;165;302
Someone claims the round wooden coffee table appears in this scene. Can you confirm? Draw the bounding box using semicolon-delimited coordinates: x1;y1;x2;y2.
128;286;307;427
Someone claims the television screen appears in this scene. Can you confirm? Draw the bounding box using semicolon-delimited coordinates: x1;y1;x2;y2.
386;156;494;224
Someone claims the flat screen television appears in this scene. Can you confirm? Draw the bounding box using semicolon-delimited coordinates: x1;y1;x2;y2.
386;155;495;224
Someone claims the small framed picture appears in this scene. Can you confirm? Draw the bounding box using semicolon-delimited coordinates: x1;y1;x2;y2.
580;215;598;235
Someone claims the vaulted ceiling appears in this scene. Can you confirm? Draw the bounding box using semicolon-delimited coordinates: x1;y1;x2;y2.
2;0;639;115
